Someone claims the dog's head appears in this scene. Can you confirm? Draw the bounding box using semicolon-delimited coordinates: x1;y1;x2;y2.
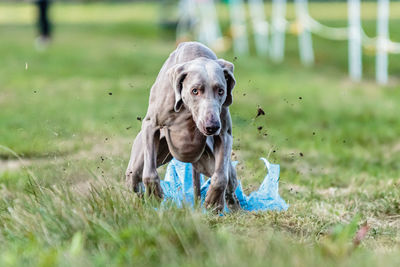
168;58;235;136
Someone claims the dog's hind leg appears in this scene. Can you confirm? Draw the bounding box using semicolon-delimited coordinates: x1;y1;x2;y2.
156;130;173;167
192;169;201;200
225;162;240;211
192;144;214;200
192;154;240;211
192;139;240;211
126;130;172;195
126;131;145;194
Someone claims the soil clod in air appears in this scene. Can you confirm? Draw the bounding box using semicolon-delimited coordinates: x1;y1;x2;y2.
256;107;265;118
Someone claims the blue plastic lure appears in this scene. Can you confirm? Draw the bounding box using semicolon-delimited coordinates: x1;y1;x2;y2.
160;158;288;212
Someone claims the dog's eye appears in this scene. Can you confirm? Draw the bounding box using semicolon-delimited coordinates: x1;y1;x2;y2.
192;88;199;95
218;88;224;95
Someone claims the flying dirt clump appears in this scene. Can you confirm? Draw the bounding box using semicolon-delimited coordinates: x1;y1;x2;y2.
256;106;265;118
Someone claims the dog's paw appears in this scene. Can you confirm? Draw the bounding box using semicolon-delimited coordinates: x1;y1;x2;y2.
143;175;164;199
225;192;240;212
205;180;226;212
126;171;144;195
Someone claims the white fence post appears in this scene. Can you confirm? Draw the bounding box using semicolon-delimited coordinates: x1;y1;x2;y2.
196;0;222;49
229;0;249;55
248;0;269;56
270;0;287;62
376;0;389;84
348;0;362;81
176;0;196;41
295;0;314;66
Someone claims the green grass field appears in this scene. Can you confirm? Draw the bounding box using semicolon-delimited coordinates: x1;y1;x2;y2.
1;2;400;266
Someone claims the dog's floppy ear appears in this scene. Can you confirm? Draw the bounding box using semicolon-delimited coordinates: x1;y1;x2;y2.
216;59;236;106
168;63;187;112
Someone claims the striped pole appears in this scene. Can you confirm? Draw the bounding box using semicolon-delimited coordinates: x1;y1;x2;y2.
270;0;287;62
229;0;249;54
295;0;314;66
176;0;196;41
348;0;362;81
248;0;269;56
376;0;389;84
196;0;222;49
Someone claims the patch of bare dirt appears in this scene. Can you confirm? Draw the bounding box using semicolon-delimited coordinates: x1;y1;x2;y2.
0;136;132;174
0;159;29;172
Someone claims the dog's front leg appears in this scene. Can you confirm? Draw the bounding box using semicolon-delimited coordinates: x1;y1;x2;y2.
204;128;232;212
142;118;163;199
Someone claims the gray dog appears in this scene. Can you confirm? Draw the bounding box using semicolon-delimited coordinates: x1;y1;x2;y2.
126;42;239;211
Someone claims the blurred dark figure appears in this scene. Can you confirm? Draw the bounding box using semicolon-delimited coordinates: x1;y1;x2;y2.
35;0;52;50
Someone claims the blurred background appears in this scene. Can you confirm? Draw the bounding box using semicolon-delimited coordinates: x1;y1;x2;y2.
1;0;400;265
1;0;400;187
1;0;400;192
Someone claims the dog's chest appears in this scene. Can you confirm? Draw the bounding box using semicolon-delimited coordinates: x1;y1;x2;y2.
163;120;206;163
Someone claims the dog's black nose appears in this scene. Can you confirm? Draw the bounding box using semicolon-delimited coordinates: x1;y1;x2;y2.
205;125;220;135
